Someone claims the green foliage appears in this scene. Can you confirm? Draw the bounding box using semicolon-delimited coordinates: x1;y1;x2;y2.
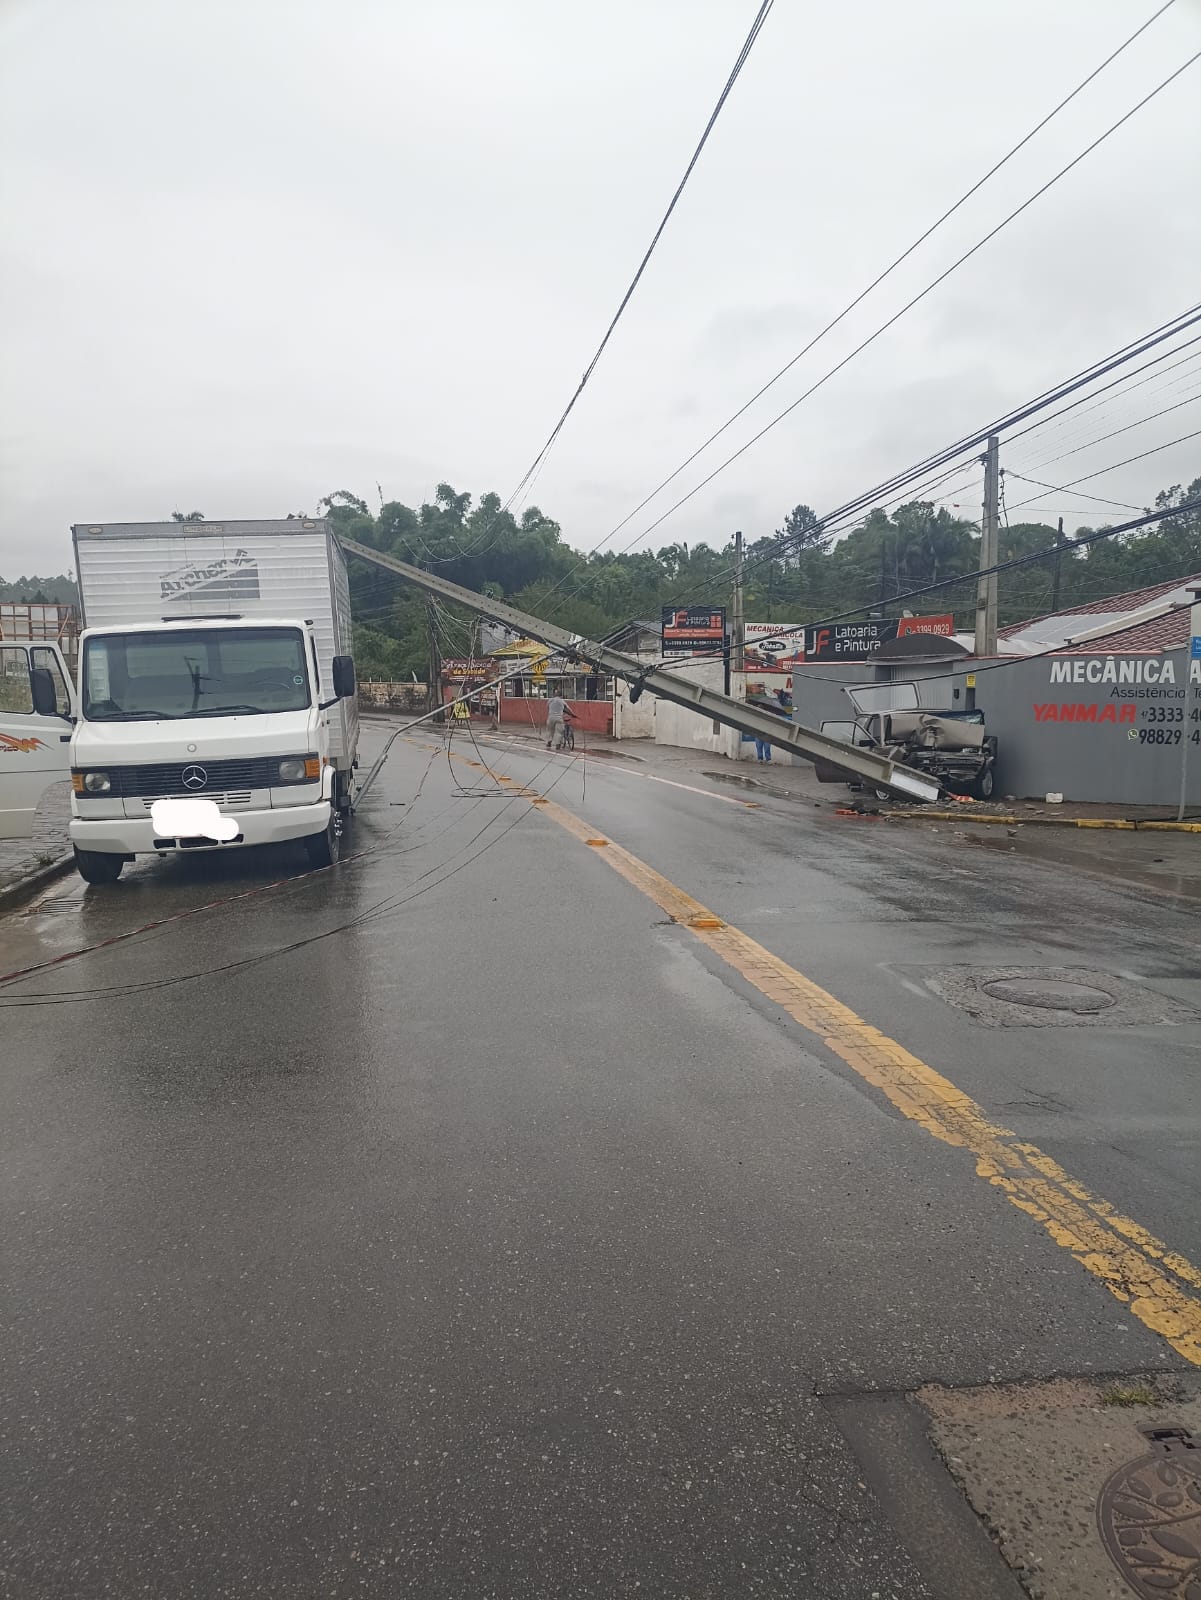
0;574;78;603
6;474;1198;676
322;471;1201;673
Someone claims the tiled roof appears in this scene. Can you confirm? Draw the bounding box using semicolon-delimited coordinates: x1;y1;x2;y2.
998;572;1201;639
1056;607;1192;655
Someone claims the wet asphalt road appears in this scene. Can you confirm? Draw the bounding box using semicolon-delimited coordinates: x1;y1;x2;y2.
2;719;1199;1599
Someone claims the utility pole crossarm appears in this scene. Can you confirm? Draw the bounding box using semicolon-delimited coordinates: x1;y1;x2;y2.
339;538;941;801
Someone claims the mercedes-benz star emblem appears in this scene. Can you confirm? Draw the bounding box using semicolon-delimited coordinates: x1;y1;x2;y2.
181;765;208;790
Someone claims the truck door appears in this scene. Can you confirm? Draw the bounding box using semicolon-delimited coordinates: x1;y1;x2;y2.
0;643;75;840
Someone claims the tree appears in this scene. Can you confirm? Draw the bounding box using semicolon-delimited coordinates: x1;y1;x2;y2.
318;491;370;518
171;510;206;522
776;503;826;559
290;465;1199;678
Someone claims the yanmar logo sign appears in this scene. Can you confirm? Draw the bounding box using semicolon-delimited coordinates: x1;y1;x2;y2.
1033;703;1136;724
0;732;48;753
160;548;260;603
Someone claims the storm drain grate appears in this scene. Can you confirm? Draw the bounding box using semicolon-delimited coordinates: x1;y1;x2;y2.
917;965;1198;1029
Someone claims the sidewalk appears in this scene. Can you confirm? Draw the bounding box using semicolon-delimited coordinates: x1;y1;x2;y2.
0;782;72;903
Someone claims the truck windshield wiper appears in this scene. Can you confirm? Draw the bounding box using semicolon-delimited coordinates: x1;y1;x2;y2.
88;710;177;721
194;704;269;716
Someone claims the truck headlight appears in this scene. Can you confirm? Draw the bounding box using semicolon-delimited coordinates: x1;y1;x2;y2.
278;758;307;782
83;772;111;793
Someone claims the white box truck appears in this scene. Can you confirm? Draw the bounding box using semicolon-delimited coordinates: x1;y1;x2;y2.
0;519;359;883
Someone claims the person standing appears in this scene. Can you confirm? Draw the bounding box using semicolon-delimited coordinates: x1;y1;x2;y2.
546;693;567;749
754;735;772;763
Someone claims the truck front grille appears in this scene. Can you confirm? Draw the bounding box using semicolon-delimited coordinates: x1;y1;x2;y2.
107;758;285;796
140;791;253;810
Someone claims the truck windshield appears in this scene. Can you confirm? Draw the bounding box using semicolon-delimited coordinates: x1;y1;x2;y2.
82;628;312;721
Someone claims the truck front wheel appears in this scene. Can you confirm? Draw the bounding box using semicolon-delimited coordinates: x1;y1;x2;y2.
74;846;124;885
303;806;343;868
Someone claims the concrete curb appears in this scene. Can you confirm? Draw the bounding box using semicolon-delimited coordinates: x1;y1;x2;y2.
887;810;1201;831
0;852;74;913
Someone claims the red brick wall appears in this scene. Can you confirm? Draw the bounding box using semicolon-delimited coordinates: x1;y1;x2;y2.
498;698;612;735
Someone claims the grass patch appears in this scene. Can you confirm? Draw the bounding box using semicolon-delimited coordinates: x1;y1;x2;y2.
1100;1384;1157;1408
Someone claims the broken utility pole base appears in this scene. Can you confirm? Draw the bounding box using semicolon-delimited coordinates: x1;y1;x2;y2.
339;538;942;802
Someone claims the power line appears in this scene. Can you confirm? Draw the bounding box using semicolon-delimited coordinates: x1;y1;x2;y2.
528;0;1183;616
1020;389;1201;472
608;46;1201;553
1;732;583;1009
424;0;777;566
659;303;1201;611
1002;471;1145;512
1006;424;1201;513
1010;342;1201;452
995;331;1201;466
510;0;775;503
536;40;1201;619
652;495;1201;669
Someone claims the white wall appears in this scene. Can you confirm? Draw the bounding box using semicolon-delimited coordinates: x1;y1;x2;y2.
613;677;656;739
652;661;744;758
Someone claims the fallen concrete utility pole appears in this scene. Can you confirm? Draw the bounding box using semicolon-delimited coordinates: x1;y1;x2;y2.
340;539;941;800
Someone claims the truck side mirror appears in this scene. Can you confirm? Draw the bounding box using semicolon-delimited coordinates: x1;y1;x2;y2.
30;665;63;718
332;655;356;699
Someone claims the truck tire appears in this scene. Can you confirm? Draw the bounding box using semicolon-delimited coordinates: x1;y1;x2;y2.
74;846;124;885
303;805;342;868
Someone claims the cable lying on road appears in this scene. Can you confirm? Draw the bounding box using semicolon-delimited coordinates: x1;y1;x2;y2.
0;734;579;1008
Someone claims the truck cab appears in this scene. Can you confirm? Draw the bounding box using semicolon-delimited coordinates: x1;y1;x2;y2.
2;518;360;884
68;616;355;882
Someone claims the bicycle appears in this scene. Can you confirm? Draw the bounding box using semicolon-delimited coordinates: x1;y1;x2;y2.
557;720;575;751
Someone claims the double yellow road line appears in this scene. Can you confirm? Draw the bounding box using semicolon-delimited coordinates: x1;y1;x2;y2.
425;735;1201;1365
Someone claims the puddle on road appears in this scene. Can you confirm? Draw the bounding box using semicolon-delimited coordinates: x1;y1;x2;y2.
966;827;1201;903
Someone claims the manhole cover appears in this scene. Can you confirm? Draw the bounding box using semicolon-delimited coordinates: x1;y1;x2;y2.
1097;1428;1201;1598
980;977;1116;1014
915;965;1198;1029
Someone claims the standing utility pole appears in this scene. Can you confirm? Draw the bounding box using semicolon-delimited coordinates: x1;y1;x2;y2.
426;595;442;719
1178;589;1201;822
731;530;745;672
1050;516;1066;613
975;435;1000;656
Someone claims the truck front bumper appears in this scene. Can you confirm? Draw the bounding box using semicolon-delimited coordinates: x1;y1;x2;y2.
69;801;329;856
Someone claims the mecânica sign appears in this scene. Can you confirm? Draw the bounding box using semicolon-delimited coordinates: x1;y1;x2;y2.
744;623;805;671
803;615;955;661
662;606;726;655
1033;655;1201;744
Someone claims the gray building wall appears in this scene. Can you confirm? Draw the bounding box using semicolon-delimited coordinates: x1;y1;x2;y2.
791;649;1201;806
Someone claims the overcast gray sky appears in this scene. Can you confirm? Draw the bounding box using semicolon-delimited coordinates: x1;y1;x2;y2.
2;0;1200;576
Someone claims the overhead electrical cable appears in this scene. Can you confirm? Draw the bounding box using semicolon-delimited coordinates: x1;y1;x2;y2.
533;30;1198;618
421;0;777;565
